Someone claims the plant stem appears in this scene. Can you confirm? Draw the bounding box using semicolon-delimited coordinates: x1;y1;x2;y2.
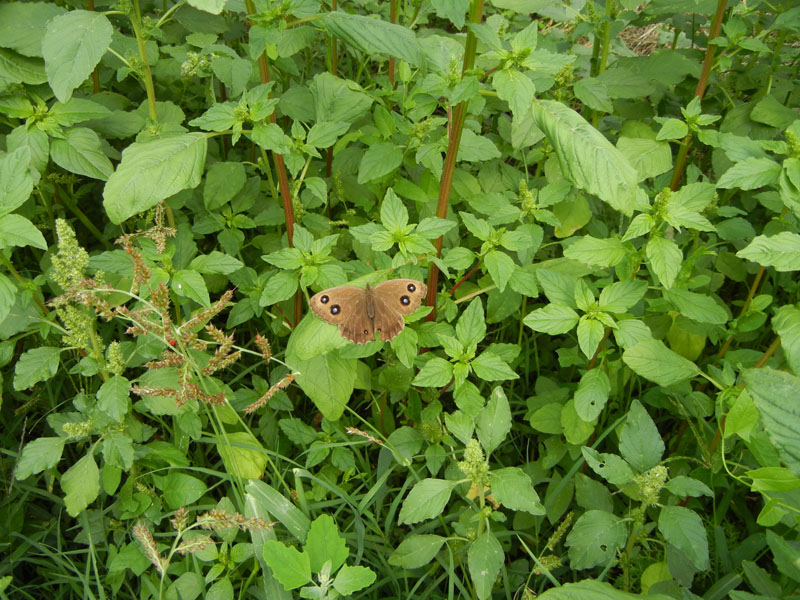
425;0;486;316
130;0;158;122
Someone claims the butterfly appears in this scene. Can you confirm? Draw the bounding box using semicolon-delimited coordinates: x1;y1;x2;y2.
309;279;427;345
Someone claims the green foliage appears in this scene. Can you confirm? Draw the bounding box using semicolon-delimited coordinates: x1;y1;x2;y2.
1;0;799;597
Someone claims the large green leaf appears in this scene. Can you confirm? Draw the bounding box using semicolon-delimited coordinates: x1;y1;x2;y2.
14;346;62;390
398;479;456;524
0;215;47;250
103;133;208;224
388;535;447;569
538;580;674;599
0;147;34;216
743;368;800;478
322;12;424;67
287;347;356;421
61;452;100;516
622;339;699;386
619;399;664;472
658;505;709;571
42;10;113;102
50;127;114;180
737;232;800;272
0;2;67;57
468;532;504;600
566;510;627;569
530;100;639;215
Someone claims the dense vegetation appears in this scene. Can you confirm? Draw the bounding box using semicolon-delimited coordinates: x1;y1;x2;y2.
0;0;799;597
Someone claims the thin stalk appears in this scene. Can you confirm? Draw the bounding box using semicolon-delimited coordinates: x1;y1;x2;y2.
130;0;158;122
669;0;728;190
425;0;485;316
388;0;398;87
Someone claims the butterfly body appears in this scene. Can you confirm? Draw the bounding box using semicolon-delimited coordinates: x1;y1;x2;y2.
309;279;427;345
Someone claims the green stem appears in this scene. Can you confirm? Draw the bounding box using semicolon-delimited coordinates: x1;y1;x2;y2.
0;254;49;316
59;188;112;250
130;0;158;122
425;0;485;316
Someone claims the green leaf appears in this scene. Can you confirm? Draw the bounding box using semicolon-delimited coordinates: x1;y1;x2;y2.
190;251;244;275
250;123;293;154
15;437;66;480
664;476;713;498
14;346;62;390
42;11;113;102
766;530;800;584
0;214;47;250
389;535;447;569
617;136;672;181
399;478;456;524
623;339;699;387
743;368;800;478
489;467;545;515
524;303;579;335
333;565;377;595
574;369;611;421
737;232;800;272
564;236;627;267
153;472;206;509
172;270;210;307
306;121;350;148
97;375;131;422
536;580;676;600
412;357;453;387
0;2;67;57
457;129;501;162
380;188;409;232
619;399;665;472
484;250;515;292
573;77;612;113
260;271;299;306
358;142;403;184
49;98;111;125
0;147;34;216
468;532;504;600
477;387;512;456
566;510;627;570
50;127;113;180
189;102;238;131
663;288;728;325
773;306;800;375
493;68;536;117
656;118;688;141
598;280;647;313
204;162;246;210
246;480;311;543
416;216;456;239
456;298;486;347
305;514;348;574
535;269;576;307
262;541;312;590
431;0;469;28
717;157;782;190
322;12;424;67
531;100;638;215
658;506;709;571
577;318;605;359
646;236;682;288
581;447;634;485
472;351;518;381
103;133;207;224
61;452;100;516
289;352;355;421
0;273;17;324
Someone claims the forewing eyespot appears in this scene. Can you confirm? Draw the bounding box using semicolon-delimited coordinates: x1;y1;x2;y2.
407;283;416;292
331;305;340;315
320;295;329;304
401;295;410;305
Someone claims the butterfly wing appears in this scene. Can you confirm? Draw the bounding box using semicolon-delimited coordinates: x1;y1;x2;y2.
371;279;427;342
309;286;376;344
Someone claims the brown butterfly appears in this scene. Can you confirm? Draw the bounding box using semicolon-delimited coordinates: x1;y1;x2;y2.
309;279;427;345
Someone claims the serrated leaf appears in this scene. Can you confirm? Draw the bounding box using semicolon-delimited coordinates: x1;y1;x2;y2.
524;303;579;334
646;236;682;288
305;514;348;574
484;249;515;292
476;387;512;456
172;270;210;307
489;467;545;515
717;157;782;190
743;368;800;478
333;565;376;595
582;447;635;485
388;535;447;569
566;510;627;570
61;452;100;516
619;399;664;472
358;142;403;184
564;236;627;267
574;369;611;421
262;541;312;590
472;351;518;381
15;437;66;480
190;251;244;275
468;532;504;600
658;506;709;571
50;127;113;180
531;100;638;215
14;346;62;390
598;280;647;313
399;479;456;524
0;147;34;216
623;339;699;386
737;232;800;272
0;214;47;250
663;288;728;324
103;133;207;224
577;318;605;358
